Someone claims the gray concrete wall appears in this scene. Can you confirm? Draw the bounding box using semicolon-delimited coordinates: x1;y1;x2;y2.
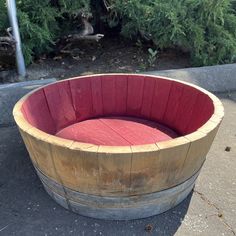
147;63;236;93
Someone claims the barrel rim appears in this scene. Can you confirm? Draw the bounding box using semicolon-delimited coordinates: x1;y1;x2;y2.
13;73;224;154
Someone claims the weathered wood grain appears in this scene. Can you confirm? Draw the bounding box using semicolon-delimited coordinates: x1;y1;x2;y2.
52;141;99;194
155;137;191;191
97;146;132;196
130;144;159;194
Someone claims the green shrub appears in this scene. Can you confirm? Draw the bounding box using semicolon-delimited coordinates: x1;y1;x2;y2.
0;1;8;34
1;0;236;66
0;0;90;64
108;0;236;66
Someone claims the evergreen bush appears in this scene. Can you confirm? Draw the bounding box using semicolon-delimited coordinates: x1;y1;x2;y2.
109;0;236;66
1;0;236;66
0;0;90;64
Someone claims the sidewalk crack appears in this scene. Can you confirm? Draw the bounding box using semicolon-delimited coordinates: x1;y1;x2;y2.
194;189;235;235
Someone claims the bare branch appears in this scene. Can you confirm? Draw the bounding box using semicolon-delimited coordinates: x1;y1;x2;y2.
103;0;113;11
67;34;104;42
0;27;16;48
0;37;16;45
79;17;94;36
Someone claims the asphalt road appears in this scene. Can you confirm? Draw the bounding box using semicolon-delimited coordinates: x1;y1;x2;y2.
0;92;235;236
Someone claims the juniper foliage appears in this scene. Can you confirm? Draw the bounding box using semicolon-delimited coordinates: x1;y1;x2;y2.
108;0;236;65
1;0;236;66
0;0;90;64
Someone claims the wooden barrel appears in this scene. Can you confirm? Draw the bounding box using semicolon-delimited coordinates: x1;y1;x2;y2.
13;74;224;220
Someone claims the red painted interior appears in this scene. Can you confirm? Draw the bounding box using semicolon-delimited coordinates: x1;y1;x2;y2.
56;117;178;145
21;75;214;145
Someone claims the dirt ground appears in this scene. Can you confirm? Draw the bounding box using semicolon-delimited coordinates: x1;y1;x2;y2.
0;36;191;83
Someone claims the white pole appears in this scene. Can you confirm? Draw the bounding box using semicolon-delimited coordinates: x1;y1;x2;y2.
7;0;26;77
